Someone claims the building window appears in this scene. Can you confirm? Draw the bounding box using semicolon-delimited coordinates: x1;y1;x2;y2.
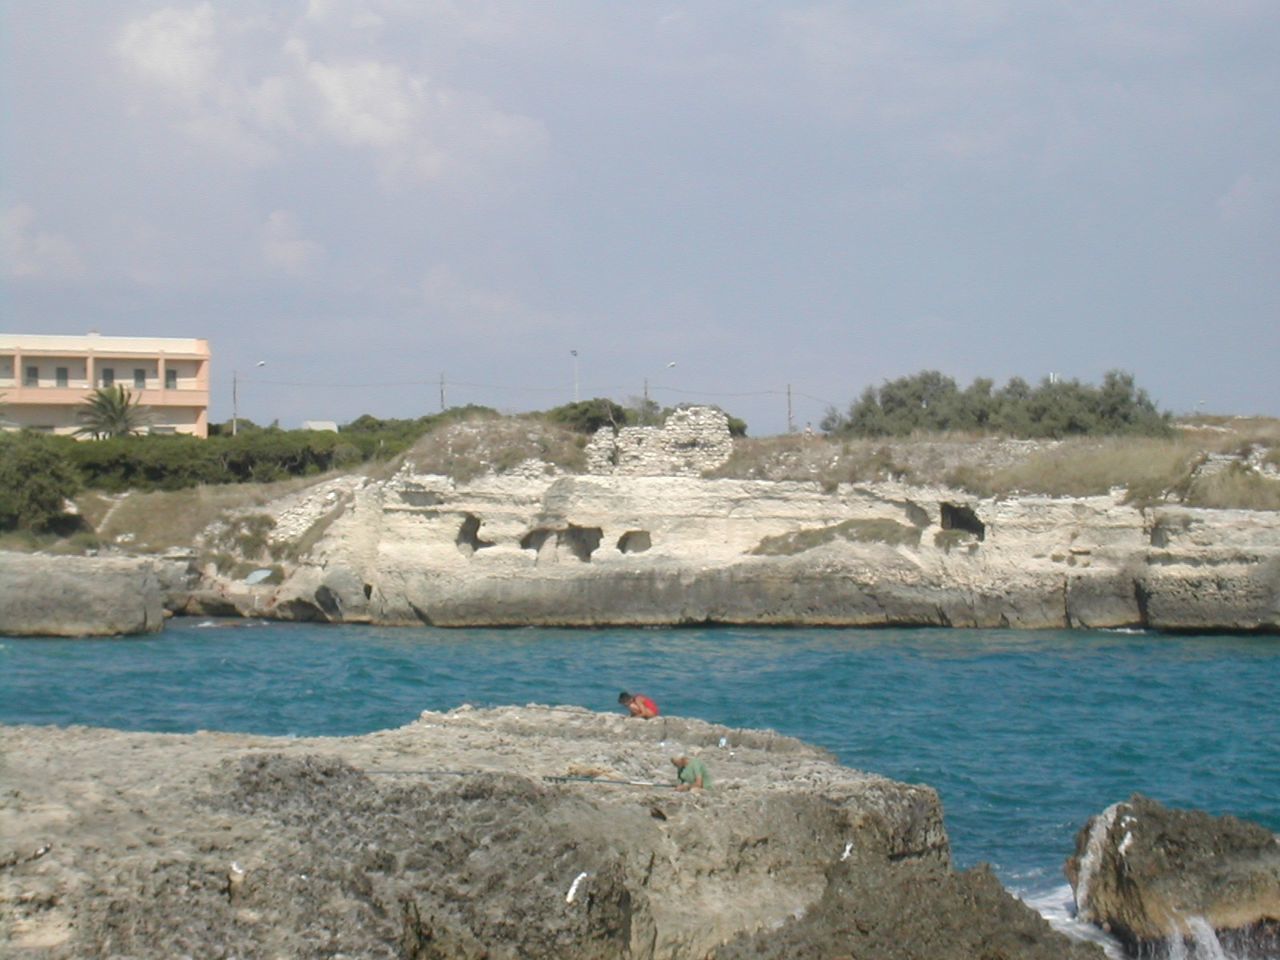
134;369;146;389
56;367;69;387
165;368;178;390
25;366;38;386
101;368;115;387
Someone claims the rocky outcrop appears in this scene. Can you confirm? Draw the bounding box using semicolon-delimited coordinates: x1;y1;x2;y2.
0;551;169;637
187;467;1280;632
586;406;734;476
715;860;1100;960
1065;793;1280;958
0;707;1097;959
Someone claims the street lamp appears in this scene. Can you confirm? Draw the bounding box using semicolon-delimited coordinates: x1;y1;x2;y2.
643;361;677;424
232;360;266;437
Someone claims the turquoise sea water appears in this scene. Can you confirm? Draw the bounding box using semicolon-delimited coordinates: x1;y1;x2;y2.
3;622;1277;948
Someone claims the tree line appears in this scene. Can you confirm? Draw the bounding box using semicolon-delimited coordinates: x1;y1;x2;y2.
821;370;1172;438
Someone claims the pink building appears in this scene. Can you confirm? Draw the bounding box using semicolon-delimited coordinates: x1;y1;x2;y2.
0;333;211;437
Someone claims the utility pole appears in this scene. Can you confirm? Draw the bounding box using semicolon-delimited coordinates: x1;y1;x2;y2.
571;349;579;403
232;360;265;436
439;372;446;412
787;383;794;433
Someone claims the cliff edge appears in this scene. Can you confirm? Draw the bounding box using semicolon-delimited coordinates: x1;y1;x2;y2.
0;707;1099;959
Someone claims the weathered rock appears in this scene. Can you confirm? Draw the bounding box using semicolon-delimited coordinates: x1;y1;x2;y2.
0;707;1090;959
219;470;1280;632
1066;793;1280;957
716;858;1102;960
0;550;165;636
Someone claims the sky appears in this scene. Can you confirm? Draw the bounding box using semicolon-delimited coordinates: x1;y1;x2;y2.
3;1;1278;435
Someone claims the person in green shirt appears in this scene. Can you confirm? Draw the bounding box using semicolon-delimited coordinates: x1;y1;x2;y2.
671;755;710;791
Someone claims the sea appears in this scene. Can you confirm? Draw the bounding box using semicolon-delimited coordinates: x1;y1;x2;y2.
3;621;1277;958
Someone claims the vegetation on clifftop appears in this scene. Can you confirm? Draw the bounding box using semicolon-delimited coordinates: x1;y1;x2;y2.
822;370;1172;439
1;379;1277;551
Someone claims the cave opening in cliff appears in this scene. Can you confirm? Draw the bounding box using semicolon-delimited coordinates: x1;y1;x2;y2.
940;503;985;541
561;525;604;562
455;513;496;557
617;530;652;554
520;529;553;552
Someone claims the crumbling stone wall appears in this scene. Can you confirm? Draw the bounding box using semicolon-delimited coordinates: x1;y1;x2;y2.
586;405;733;476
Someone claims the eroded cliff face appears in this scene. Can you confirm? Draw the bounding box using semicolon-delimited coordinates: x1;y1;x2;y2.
0;707;1095;959
188;467;1280;632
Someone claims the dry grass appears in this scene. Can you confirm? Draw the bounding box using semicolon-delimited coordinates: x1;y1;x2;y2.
0;529;101;554
709;436;917;485
1185;465;1280;511
946;437;1203;500
1180;415;1280;447
88;476;326;553
405;417;587;481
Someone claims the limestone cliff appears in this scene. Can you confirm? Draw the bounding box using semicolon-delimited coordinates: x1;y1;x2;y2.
186;465;1280;632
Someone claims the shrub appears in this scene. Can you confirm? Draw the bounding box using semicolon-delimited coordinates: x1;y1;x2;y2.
0;432;82;531
826;370;1173;439
545;398;630;434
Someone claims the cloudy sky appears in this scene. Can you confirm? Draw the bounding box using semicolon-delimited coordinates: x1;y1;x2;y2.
4;1;1277;433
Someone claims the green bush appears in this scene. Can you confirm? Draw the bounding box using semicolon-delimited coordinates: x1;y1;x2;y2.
545;398;631;434
0;432;82;530
824;370;1172;439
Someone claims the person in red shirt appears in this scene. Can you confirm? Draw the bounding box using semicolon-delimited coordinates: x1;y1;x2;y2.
618;691;659;718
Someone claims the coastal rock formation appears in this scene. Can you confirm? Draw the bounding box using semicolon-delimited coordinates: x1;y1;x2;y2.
0;707;1097;959
0;551;167;637
184;464;1280;632
585;406;734;476
1066;793;1280;958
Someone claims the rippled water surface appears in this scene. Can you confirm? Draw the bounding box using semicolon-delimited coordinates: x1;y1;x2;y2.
3;622;1277;927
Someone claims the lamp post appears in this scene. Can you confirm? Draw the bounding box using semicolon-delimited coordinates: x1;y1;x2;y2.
643;361;676;424
232;360;266;436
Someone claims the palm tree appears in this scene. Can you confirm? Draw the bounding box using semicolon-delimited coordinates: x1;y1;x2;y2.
75;385;152;439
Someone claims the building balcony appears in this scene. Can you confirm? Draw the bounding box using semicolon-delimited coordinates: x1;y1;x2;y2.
3;384;210;407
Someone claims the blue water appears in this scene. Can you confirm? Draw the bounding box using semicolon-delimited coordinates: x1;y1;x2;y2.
2;622;1277;914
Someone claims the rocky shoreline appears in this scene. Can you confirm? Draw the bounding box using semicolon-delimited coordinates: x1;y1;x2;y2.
3;471;1278;638
1;706;1103;959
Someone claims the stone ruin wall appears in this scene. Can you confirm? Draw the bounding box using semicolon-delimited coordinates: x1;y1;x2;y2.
585;405;734;476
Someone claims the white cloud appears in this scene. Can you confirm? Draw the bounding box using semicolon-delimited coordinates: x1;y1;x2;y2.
116;3;219;100
1;205;83;279
305;58;422;150
261;210;324;274
114;4;547;186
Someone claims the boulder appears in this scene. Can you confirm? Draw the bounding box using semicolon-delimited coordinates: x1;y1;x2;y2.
1066;794;1280;957
1;707;1095;959
0;551;165;636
